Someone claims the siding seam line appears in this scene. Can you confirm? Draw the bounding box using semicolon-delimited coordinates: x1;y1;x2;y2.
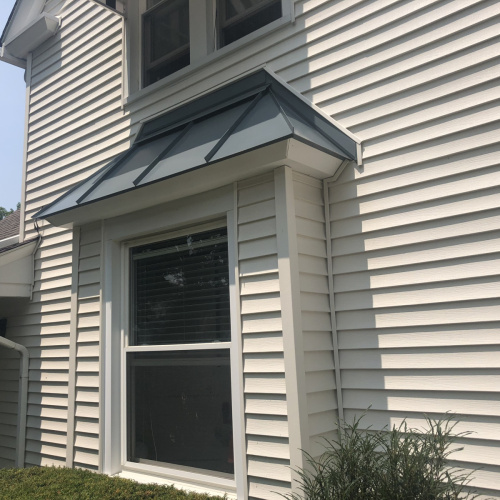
66;226;81;467
324;180;344;421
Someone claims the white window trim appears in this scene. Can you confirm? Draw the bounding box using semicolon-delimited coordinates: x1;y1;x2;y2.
100;189;245;499
123;0;293;103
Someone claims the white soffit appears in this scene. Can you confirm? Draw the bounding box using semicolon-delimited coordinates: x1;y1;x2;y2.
2;13;59;61
0;239;38;298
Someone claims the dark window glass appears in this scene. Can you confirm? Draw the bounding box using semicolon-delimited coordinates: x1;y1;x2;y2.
218;0;282;47
130;228;230;346
143;0;190;87
127;350;234;475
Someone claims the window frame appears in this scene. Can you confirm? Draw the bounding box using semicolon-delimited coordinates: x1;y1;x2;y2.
100;194;245;499
122;220;236;483
142;0;191;87
124;0;293;100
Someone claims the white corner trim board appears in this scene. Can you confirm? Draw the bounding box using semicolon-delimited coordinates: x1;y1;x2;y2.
0;336;29;468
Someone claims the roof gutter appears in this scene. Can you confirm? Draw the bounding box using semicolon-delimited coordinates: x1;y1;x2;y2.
0;336;29;467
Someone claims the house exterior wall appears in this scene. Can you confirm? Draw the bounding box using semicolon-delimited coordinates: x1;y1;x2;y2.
0;0;498;498
0;0;124;470
0;348;19;468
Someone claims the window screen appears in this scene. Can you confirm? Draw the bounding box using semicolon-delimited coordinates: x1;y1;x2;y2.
127;349;233;474
130;227;230;346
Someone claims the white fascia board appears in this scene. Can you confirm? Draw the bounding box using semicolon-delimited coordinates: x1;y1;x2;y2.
0;240;37;267
0;235;19;250
3;13;59;60
0;48;26;68
0;240;38;298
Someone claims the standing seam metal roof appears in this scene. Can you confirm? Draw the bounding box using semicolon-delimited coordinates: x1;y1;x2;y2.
35;70;358;220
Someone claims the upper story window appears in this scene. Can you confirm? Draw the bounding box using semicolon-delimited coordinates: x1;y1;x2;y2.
143;0;190;87
135;0;289;90
217;0;281;47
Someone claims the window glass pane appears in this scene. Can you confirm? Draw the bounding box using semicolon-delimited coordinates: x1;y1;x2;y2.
127;350;234;475
143;0;190;86
131;228;230;346
218;0;281;47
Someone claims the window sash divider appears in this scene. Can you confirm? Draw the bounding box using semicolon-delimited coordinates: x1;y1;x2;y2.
125;342;231;352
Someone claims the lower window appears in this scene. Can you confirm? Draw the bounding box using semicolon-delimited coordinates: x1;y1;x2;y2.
126;226;234;476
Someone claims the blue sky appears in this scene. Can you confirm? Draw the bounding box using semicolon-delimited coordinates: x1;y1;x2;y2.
0;1;27;212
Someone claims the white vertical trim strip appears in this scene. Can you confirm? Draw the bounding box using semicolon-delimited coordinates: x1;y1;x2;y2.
19;52;32;243
323;181;344;421
98;220;106;472
120;241;128;467
228;188;248;500
274;165;309;489
66;226;81;467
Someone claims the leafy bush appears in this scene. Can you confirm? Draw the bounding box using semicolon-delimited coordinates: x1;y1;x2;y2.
0;466;225;500
286;415;479;500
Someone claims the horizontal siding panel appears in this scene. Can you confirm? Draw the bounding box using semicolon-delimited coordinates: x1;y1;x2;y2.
244;354;285;374
247;457;291;482
246;416;289;438
239;237;278;260
342;389;500;416
340;347;500;370
244;374;287;395
238;218;276;242
338;325;500;350
334;256;500;291
331;190;500;237
242;313;282;334
333;232;500;274
240;274;280;295
331;168;500;221
242;332;284;354
307;390;338;415
247;436;290;460
245;395;287;416
239;255;278;276
342;369;500;392
336;277;500;310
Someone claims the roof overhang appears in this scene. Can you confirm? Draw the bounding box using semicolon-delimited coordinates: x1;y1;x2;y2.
1;1;59;68
35;69;361;228
0;238;39;298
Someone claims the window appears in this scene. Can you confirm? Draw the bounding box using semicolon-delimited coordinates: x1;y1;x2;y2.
126;226;234;476
142;0;190;87
217;0;282;47
136;0;291;90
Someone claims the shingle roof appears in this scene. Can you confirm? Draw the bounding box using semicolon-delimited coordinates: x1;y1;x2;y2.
0;210;20;241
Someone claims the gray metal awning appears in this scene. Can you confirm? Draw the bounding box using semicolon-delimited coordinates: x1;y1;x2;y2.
35;70;360;226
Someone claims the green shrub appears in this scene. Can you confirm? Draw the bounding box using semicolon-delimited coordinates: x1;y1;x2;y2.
286;415;480;500
0;466;226;500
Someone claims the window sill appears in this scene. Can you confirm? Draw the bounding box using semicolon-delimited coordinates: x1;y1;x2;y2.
122;13;293;108
118;462;237;499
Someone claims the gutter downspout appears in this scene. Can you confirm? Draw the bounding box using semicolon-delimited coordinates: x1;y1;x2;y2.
0;336;29;467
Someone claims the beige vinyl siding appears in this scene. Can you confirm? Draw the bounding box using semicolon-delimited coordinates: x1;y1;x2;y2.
72;223;101;469
0;348;19;468
238;174;292;499
292;172;339;458
0;0;496;497
313;0;500;496
0;0;123;469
